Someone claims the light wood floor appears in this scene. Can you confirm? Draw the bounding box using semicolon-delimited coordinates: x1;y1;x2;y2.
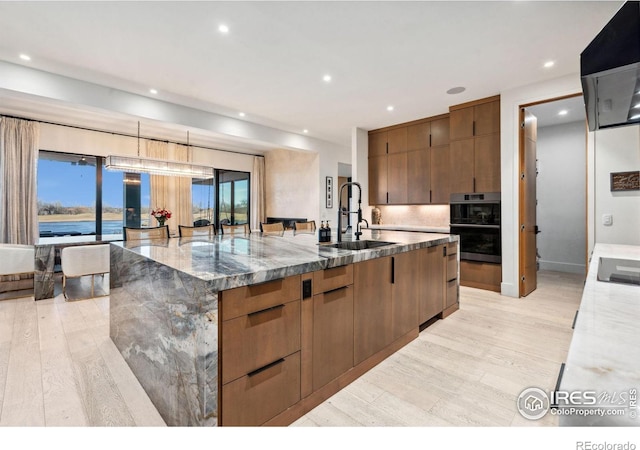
0;271;584;427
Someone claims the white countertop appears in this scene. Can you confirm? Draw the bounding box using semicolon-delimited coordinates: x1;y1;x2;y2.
367;224;450;233
559;243;640;426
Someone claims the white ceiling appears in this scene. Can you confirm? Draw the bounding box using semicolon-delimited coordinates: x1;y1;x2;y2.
0;1;623;151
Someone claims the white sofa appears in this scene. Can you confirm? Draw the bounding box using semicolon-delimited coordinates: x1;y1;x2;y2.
0;244;35;299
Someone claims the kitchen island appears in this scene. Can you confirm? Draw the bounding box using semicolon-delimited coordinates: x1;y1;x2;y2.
109;229;458;426
559;243;640;426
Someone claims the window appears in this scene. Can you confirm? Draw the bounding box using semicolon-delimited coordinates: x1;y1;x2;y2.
37;151;97;237
192;177;215;226
217;170;249;226
37;150;151;237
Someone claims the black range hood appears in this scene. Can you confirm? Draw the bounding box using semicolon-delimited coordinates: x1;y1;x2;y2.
581;1;640;131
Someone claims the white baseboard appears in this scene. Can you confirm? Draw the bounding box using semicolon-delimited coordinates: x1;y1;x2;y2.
539;260;586;274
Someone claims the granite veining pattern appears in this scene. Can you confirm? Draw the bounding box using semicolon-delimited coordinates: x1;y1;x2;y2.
109;229;457;426
559;243;640;426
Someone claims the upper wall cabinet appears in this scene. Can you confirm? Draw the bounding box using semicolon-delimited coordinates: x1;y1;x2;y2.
448;95;501;194
368;114;450;206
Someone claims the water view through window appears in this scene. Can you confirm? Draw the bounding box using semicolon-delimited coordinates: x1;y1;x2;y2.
37;150;150;237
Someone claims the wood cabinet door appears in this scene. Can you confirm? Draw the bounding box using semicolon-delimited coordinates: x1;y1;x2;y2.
354;257;392;365
430;117;450;147
430;145;450;204
368;155;388;205
474;100;500;136
407;122;430;152
449;139;474;194
369;131;388;157
312;286;354;391
474;133;501;193
387;152;408;204
407;149;430;204
387;127;408;154
449;107;474;141
419;246;444;324
391;251;420;340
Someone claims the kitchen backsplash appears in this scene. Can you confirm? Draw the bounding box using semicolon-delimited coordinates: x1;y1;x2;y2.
375;205;450;228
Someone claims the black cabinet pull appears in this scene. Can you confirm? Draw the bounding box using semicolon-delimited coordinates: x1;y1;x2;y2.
572;310;579;329
429;134;432;147
473;177;476;192
248;304;285;317
391;257;395;284
302;279;312;300
472;120;476;136
247;358;285;377
324;285;348;295
386;192;389;203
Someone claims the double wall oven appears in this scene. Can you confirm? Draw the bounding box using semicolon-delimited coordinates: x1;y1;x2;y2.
450;193;501;264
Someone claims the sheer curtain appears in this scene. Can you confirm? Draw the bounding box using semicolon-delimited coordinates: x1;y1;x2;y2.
251;156;265;231
0;117;39;245
146;140;193;235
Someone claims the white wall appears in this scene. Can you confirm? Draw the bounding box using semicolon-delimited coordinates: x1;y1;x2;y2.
592;124;640;246
264;149;320;225
536;120;586;274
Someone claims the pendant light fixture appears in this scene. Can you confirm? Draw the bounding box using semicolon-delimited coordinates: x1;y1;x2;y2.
105;122;214;178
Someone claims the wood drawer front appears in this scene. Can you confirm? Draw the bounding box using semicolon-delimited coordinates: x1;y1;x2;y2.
446;279;458;309
312;264;353;295
221;275;301;321
447;254;458;282
446;242;458;256
222;299;300;384
312;286;354;391
222;352;301;426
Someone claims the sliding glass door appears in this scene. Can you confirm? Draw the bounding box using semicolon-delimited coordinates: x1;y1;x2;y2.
217;170;249;226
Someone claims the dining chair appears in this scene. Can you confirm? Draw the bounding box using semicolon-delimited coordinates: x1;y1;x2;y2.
179;224;216;238
61;244;110;300
123;225;170;241
221;223;250;235
293;220;316;233
260;222;285;234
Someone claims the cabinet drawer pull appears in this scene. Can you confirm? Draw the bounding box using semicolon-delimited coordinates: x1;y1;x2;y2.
572;310;579;329
248;304;285;317
323;285;348;295
248;358;285;377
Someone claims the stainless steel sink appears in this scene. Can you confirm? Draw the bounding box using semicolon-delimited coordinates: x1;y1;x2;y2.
326;240;396;250
597;257;640;286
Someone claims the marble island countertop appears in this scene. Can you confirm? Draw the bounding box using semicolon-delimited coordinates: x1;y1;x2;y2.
559;243;640;426
110;229;457;292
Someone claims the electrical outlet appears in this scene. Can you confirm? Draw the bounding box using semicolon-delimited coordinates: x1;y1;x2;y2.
602;214;613;226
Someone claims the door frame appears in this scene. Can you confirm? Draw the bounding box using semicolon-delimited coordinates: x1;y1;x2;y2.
517;93;585;296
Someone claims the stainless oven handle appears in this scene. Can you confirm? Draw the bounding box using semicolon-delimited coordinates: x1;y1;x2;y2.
450;223;500;229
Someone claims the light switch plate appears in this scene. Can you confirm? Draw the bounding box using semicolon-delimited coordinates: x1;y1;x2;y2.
603;214;613;226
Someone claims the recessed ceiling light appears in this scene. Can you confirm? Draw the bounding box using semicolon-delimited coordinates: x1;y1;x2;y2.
446;86;466;95
630;114;640;120
19;54;31;61
303;129;309;133
218;24;229;34
558;110;568;116
323;75;332;82
633;103;640;109
544;61;555;68
149;88;158;94
239;112;246;117
387;105;394;112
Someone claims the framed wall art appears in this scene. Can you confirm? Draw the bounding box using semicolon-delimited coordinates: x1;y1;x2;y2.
326;176;333;208
610;171;640;191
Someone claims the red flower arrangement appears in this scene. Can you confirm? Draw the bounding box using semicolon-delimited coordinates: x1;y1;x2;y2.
151;208;172;226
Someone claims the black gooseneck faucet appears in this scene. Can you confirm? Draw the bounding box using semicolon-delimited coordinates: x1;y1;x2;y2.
337;182;368;242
